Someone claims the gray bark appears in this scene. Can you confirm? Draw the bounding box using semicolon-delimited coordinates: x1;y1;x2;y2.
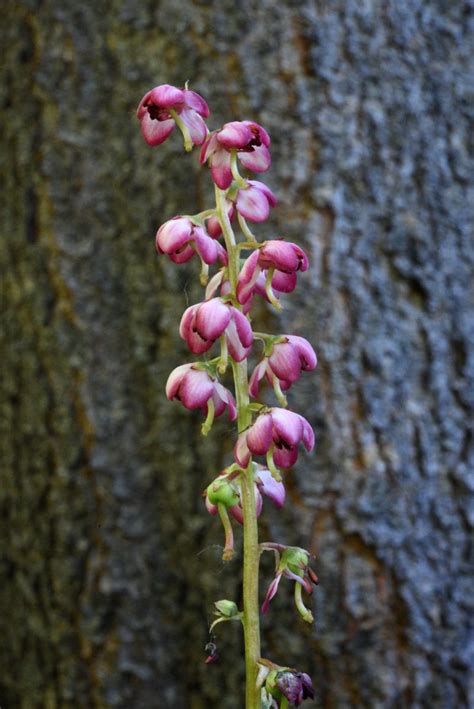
1;0;473;707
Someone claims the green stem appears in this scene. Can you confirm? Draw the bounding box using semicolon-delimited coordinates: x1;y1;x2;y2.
216;185;261;709
238;212;258;242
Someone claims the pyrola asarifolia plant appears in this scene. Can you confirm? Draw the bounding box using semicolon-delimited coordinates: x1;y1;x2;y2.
137;83;318;709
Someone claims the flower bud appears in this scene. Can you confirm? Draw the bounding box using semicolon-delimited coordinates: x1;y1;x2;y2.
214;599;239;617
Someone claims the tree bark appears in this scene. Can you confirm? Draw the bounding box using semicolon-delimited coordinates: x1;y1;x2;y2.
1;1;472;707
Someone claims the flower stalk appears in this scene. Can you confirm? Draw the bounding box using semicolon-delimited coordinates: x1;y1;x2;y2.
137;83;317;708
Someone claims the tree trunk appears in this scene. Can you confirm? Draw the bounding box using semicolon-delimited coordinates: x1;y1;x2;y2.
1;1;472;707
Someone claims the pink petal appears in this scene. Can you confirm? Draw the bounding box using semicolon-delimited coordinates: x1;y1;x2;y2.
213;383;237;421
234;433;251;467
206;215;222;238
215;242;228;265
179;108;208;146
210;148;233;190
257;468;286;508
249;359;268;398
179;369;215;409
268;342;302;383
165;364;194;400
200;132;219;164
140;113;175;146
149;84;185;107
261;574;282;614
271;408;304;447
247;413;273;456
236;251;261;304
179;305;197;341
273;445;298;468
194;299;231;340
259;241;300;273
136;90;152;119
156;217;192;254
225;318;250;362
193;228;218;264
217;121;253;148
243;121;271;147
231;308;253;348
288;336;317;371
238;144;271;172
205;498;218;515
236;185;270;222
179;306;213;354
247;180;277;207
229;503;244;525
299;415;315;452
183;89;210;117
168;245;195;264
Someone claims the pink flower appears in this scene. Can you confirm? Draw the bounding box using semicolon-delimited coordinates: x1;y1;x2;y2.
166;363;236;420
180;298;253;361
205;265;295;315
234;408;314;469
200;120;271;189
205;466;285;524
235;180;277;223
156;217;227;266
137;84;209;147
237;241;309;305
249;336;317;396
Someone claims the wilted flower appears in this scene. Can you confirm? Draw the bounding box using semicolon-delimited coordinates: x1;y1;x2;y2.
250;336;317;399
258;660;315;707
237;241;309;306
166;364;236;425
137;83;209;149
180;298;253;361
156;217;227;266
235;180;277;223
234;408;314;469
200;120;271;189
260;545;318;622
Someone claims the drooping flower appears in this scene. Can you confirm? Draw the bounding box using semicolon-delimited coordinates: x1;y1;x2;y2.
137;84;209;148
234;408;314;469
166;363;236;421
237;241;309;305
205;265;295;315
156;217;227;266
205;465;285;524
200;120;271;189
250;336;317;398
180;298;253;361
260;544;319;622
235;180;277;223
260;662;314;707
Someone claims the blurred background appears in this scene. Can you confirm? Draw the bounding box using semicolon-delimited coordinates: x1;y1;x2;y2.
1;1;473;707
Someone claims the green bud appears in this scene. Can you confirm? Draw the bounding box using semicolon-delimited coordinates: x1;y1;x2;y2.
214;599;239;617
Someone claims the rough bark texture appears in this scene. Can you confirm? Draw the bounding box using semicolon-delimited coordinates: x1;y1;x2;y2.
1;1;473;707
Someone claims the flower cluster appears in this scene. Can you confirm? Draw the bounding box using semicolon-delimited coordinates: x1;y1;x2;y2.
138;83;318;707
